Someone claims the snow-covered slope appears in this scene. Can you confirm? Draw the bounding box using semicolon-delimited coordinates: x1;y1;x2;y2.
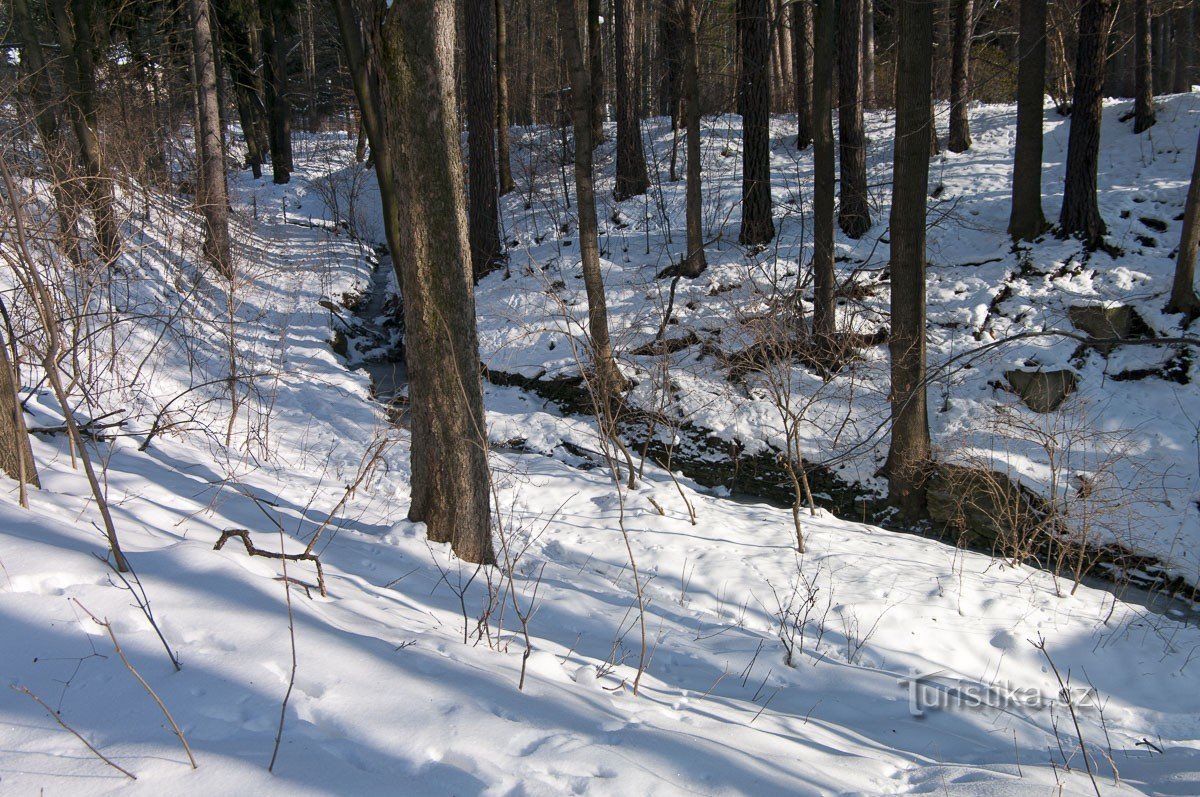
2;101;1200;795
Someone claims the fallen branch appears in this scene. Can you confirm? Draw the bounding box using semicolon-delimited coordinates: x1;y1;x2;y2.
214;529;327;596
10;684;137;780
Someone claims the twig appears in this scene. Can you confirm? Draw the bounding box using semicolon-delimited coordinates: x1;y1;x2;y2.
214;529;326;596
269;528;299;773
10;684;137;779
1031;634;1102;797
72;600;196;768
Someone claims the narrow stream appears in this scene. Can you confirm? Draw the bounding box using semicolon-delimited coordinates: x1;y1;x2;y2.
338;256;1200;628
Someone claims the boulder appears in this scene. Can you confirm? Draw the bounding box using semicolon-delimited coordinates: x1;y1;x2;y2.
926;464;1044;550
1004;369;1077;413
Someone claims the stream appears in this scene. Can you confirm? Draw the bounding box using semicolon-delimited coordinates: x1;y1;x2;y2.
336;253;1200;627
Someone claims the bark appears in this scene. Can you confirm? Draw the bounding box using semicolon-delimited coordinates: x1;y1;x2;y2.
1171;5;1196;94
372;0;493;564
659;2;684;126
1007;0;1048;241
792;0;813;149
680;0;707;276
838;0;871;238
1166;129;1200;317
886;0;934;523
811;0;836;339
496;0;516;195
588;0;606;144
262;0;294;184
557;0;625;395
614;0;650;200
738;0;775;246
1059;0;1115;249
947;0;974;152
191;0;234;279
862;0;875;108
466;0;503;279
0;326;39;493
220;7;267;180
49;0;121;265
1132;0;1155;133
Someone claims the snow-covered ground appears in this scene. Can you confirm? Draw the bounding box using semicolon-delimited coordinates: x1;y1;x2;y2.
1;98;1199;794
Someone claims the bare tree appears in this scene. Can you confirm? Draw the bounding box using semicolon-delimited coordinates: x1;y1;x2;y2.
886;0;934;522
466;0;504;278
811;0;836;339
557;0;625;395
679;0;707;277
0;325;38;498
614;0;650;200
366;0;495;563
862;0;875;107
191;0;234;278
1008;0;1047;241
1059;0;1116;248
261;0;294;184
947;0;974;152
1132;0;1155;134
792;0;813;148
838;0;870;238
1166;128;1200;318
588;0;605;145
739;0;775;246
497;0;517;195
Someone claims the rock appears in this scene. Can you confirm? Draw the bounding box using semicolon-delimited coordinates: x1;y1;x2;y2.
926;464;1044;549
1004;369;1077;413
1067;304;1150;353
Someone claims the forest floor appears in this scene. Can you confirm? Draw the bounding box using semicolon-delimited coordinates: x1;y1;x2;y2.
1;96;1199;794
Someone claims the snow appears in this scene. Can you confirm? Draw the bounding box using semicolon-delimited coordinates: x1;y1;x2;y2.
1;98;1199;794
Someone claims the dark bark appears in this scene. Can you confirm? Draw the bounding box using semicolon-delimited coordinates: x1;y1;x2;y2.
49;0;121;265
792;0;813;148
0;325;39;493
262;0;294;184
191;0;234;279
466;0;503;279
1008;0;1047;241
838;0;871;238
557;0;625;395
614;0;650;200
659;2;684;126
372;0;493;564
862;0;875;108
886;0;934;522
1132;0;1155;133
680;0;707;276
497;0;516;195
946;0;974;152
811;0;836;339
738;0;775;246
217;0;268;178
1166;129;1200;317
1059;0;1115;249
588;0;606;144
1171;5;1196;94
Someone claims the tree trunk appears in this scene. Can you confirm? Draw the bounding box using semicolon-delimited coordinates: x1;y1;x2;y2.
811;0;836;339
886;0;934;523
862;0;875;108
1166;129;1200;317
588;0;606;145
262;0;294;184
1008;0;1048;241
496;0;516;195
1132;0;1155;133
947;0;974;152
557;0;625;395
680;0;707;276
1059;0;1115;249
792;0;813;148
466;0;503;279
614;0;650;200
838;0;871;238
191;0;234;279
370;0;493;564
738;0;775;246
49;0;121;265
0;326;39;494
1171;5;1196;94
